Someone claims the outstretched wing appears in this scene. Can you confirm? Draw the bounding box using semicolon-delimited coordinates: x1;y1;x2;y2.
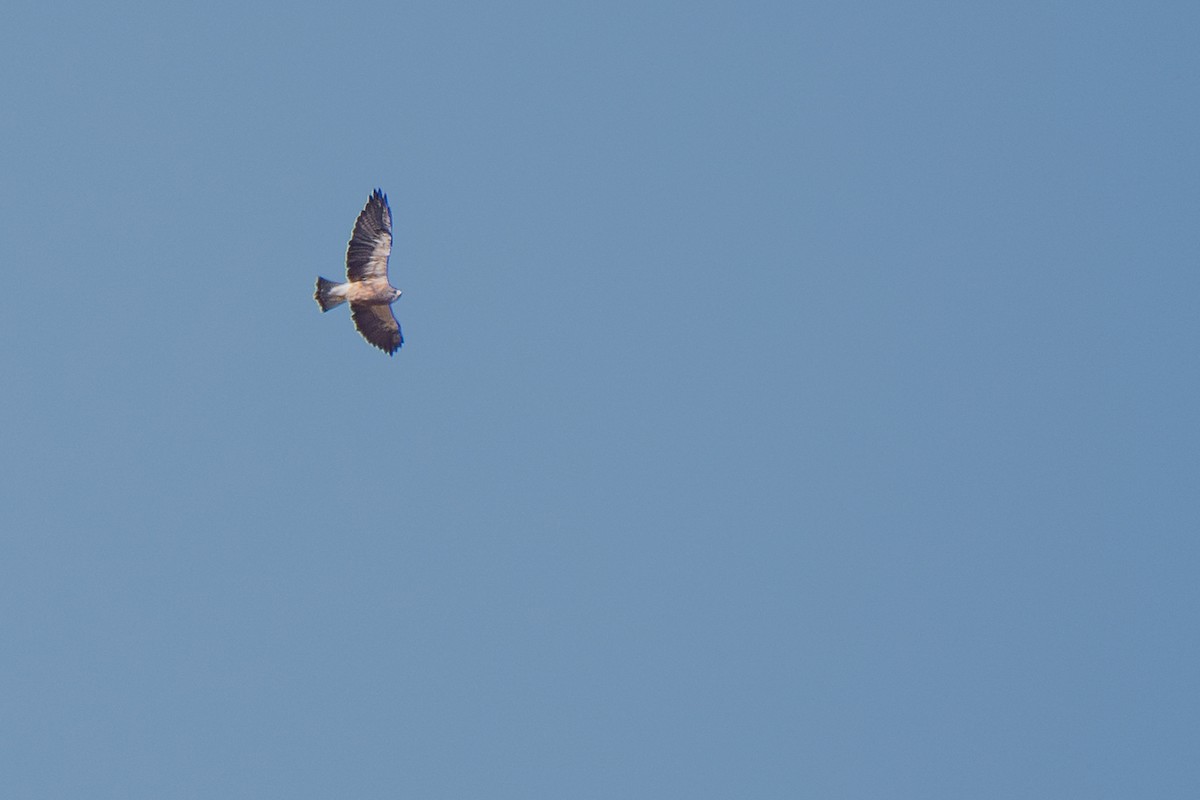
351;302;403;355
346;189;392;282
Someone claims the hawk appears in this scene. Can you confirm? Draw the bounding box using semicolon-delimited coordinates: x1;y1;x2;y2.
314;189;404;355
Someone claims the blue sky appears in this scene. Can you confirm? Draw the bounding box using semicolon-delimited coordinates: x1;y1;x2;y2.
1;1;1197;797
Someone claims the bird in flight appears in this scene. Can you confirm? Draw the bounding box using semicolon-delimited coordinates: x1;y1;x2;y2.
314;189;404;355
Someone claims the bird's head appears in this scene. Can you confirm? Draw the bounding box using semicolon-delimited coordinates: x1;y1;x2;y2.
391;288;403;302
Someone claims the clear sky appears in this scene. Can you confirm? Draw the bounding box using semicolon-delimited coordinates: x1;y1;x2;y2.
1;1;1197;797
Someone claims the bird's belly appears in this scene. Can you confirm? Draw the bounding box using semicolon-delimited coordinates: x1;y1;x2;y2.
346;282;396;304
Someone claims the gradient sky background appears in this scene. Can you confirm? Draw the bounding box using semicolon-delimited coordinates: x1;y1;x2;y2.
1;1;1197;797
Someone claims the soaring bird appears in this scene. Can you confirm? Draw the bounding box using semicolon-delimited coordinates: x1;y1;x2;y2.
314;189;403;355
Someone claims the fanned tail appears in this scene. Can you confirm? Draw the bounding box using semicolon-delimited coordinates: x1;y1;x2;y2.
314;277;347;311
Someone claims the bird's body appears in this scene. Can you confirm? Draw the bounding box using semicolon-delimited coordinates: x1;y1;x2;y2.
314;189;404;355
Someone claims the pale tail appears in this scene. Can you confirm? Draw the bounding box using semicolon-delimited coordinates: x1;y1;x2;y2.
314;276;347;311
